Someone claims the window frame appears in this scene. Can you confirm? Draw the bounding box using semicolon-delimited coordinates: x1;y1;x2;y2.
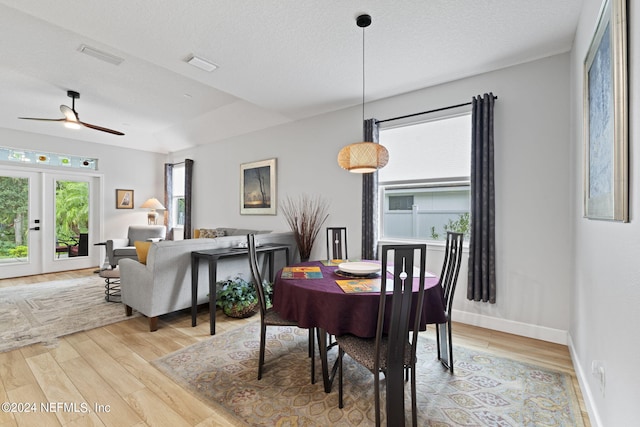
171;164;186;230
377;109;472;244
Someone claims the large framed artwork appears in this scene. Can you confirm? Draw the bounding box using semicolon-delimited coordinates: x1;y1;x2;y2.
240;158;276;215
583;0;628;221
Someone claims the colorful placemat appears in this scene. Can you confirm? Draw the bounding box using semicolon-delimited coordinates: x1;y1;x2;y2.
280;266;323;279
336;278;383;293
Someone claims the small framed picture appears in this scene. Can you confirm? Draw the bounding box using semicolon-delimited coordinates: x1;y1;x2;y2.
116;189;134;209
240;158;276;215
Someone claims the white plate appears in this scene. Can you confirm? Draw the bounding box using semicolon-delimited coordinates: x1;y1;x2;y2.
338;262;381;276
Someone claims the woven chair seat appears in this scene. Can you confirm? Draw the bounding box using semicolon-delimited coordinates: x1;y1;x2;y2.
336;334;412;372
264;308;298;326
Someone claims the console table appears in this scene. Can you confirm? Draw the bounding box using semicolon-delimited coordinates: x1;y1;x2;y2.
191;243;290;335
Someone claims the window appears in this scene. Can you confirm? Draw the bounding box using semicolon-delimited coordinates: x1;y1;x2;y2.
389;195;413;211
172;164;185;228
378;113;471;241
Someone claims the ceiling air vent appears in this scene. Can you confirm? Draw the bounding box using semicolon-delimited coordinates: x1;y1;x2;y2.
77;44;124;66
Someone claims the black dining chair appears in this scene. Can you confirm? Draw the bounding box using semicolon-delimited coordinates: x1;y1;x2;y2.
326;227;348;260
247;234;315;382
436;232;464;373
337;244;427;427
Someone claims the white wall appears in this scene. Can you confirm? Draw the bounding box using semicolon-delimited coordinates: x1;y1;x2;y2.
570;1;639;426
169;105;365;260
171;53;573;344
0;128;166;242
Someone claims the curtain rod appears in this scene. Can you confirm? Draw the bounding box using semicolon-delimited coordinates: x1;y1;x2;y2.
375;95;498;125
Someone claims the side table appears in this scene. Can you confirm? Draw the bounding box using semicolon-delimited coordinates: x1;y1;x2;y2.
191;243;290;335
99;268;121;302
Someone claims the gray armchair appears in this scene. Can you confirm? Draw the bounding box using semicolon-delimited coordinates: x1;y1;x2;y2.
106;225;166;268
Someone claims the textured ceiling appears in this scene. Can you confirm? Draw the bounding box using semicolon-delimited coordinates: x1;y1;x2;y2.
0;0;584;153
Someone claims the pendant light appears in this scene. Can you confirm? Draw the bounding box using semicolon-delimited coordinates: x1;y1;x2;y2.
337;14;389;173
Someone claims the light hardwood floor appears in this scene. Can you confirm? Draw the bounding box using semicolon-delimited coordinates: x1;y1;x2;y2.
0;268;590;426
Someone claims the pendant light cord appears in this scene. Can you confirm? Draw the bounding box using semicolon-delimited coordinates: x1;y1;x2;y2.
361;22;366;140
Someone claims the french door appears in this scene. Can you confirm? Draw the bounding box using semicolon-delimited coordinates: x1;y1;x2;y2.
0;167;101;279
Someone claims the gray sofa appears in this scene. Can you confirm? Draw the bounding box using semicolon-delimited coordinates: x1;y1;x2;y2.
106;225;167;267
119;231;296;331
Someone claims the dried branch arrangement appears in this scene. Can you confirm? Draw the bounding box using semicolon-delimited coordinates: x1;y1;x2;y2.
280;194;330;261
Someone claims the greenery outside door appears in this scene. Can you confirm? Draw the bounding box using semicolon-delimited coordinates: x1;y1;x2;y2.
0;170;42;278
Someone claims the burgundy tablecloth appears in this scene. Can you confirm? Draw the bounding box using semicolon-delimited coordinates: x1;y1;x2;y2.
273;261;446;338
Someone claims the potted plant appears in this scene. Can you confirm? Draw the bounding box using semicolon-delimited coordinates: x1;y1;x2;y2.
216;276;274;318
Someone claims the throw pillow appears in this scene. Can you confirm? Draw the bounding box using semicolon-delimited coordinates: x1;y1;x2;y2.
134;241;152;264
215;228;226;237
198;228;217;239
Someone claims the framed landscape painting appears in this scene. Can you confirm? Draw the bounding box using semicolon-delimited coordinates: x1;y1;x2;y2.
240;158;276;215
583;0;628;221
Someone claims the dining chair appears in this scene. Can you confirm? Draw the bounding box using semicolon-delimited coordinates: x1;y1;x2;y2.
337;244;427;427
326;227;348;260
247;234;315;382
436;231;464;373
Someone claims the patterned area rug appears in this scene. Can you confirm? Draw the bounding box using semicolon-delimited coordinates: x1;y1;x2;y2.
153;321;584;426
0;275;135;353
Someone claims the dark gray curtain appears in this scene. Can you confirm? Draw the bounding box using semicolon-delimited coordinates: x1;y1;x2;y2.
184;159;194;239
361;118;379;260
467;93;496;303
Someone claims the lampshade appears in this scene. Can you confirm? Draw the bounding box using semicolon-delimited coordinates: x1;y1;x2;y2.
140;198;165;225
337;141;389;173
140;198;165;210
337;14;389;174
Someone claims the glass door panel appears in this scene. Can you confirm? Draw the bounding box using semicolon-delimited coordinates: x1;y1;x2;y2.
43;173;99;273
0;170;42;278
54;180;89;258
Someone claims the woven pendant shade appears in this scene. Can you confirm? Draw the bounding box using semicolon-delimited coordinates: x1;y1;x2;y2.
337;15;389;174
337;141;389;173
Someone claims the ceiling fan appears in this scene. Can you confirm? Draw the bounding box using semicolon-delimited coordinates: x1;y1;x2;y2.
19;90;124;136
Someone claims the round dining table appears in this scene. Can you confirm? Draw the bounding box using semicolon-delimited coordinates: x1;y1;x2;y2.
272;260;446;392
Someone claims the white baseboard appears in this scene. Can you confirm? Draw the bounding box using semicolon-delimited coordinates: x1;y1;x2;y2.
567;334;601;427
452;309;568;344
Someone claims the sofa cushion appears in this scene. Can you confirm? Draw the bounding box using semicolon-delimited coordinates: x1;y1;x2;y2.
113;247;137;257
134;241;152;264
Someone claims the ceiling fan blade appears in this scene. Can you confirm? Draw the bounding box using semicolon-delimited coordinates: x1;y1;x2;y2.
60;105;78;122
18;117;65;122
20;90;124;136
79;121;125;136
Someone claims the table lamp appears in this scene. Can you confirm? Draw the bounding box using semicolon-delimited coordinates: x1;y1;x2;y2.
140;197;165;225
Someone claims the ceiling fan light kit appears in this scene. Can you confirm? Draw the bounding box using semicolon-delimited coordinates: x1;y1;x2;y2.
337;14;389;173
18;90;125;136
